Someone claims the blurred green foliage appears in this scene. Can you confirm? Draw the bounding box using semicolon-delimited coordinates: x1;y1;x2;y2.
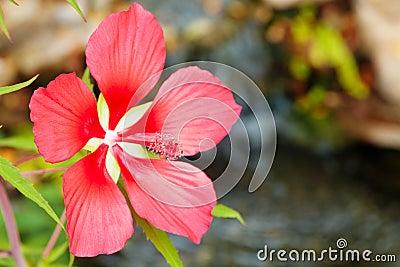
0;179;68;266
0;124;86;266
290;6;368;100
265;3;370;149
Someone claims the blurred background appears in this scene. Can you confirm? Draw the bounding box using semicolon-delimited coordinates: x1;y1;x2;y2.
0;0;399;266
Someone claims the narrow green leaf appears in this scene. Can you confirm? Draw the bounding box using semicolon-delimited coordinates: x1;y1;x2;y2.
133;212;184;267
68;254;75;267
0;7;11;42
0;75;39;95
0;156;65;231
65;0;86;22
81;67;93;92
212;204;246;225
8;0;19;6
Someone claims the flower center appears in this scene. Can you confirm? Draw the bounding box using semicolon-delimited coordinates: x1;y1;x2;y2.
102;130;120;147
148;133;183;160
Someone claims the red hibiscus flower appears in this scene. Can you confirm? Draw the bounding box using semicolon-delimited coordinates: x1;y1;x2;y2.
29;3;241;257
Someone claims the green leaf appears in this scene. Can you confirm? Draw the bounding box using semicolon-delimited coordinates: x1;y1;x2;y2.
68;254;75;267
133;212;184;267
0;135;37;151
0;7;11;42
65;0;86;22
0;75;39;95
212;204;246;225
0;156;65;231
81;67;93;92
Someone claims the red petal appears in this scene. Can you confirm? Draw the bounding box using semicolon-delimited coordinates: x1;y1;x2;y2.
114;146;215;243
130;66;242;156
29;73;104;163
86;3;166;130
63;144;134;257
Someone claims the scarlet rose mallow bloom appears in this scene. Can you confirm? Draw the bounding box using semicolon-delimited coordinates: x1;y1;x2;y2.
29;3;241;257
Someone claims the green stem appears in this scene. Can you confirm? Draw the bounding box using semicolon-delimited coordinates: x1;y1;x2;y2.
41;210;66;259
0;177;28;267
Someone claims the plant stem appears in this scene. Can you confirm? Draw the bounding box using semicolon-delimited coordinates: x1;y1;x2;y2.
0;177;28;267
20;168;68;176
42;210;66;259
0;250;11;258
13;154;41;166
